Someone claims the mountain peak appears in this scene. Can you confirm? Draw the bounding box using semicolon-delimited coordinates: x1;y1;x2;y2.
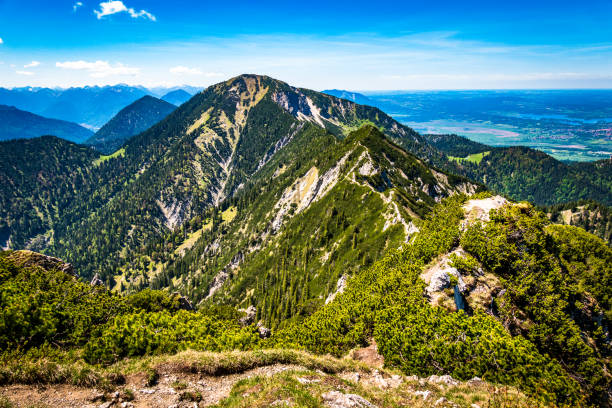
87;95;176;153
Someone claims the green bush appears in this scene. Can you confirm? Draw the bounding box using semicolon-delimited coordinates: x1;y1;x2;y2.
83;310;261;364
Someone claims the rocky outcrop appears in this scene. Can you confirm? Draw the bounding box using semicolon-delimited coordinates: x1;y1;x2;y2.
256;322;271;339
7;250;76;277
325;275;348;305
90;273;104;286
239;305;257;326
172;292;194;311
205;252;244;299
463;195;508;223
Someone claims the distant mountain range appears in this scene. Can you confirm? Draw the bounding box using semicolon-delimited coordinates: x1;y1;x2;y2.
161;89;194;106
322;89;374;106
0;104;93;143
87;95;177;153
0;85;196;129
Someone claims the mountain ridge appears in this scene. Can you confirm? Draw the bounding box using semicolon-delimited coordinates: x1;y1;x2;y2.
0;104;93;143
87;95;177;154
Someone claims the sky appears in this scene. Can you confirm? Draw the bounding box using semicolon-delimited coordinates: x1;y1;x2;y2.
0;0;611;90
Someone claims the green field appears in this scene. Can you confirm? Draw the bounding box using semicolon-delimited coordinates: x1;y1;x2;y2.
93;147;125;166
449;151;490;164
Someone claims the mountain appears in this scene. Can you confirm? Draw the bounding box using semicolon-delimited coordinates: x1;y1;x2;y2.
122;125;478;324
544;200;612;244
87;95;177;153
0;85;150;128
323;89;375;106
0;136;99;250
425;133;612;206
2;74;612;407
161;89;193;106
1;195;610;406
32;74;443;282
0;104;93;143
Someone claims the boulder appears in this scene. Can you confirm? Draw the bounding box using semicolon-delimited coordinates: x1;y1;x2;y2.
8;250;76;277
427;374;459;386
239;305;257;326
322;391;377;408
90;273;104;286
256;321;271;338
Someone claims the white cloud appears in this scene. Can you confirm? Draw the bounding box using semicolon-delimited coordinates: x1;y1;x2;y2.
73;1;83;11
0;38;3;44
56;60;140;78
16;71;34;76
24;61;40;68
94;1;156;21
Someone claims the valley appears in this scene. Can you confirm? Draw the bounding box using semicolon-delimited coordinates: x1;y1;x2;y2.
333;90;612;162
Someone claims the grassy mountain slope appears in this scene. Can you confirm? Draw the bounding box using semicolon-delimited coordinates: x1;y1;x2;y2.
544;200;612;244
276;195;612;406
2;195;609;406
0;104;93;143
0;136;98;250
117;125;478;328
87;95;177;154
41;75;447;281
425;133;612;206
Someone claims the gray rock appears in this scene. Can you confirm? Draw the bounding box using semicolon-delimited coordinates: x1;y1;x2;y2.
427;374;459;386
413;390;430;399
322;390;377;408
239;305;257;326
90;273;104;286
257;322;271;338
89;392;105;402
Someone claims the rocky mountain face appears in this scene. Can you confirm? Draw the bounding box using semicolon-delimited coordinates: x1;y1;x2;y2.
87;95;177;154
545;200;612;244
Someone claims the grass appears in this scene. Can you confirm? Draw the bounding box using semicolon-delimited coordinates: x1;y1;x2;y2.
222;206;238;224
0;349;551;407
0;349;368;388
211;368;548;408
449;151;490;164
93;147;126;166
174;219;212;255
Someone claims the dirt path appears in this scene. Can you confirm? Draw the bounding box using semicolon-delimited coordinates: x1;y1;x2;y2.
1;364;306;408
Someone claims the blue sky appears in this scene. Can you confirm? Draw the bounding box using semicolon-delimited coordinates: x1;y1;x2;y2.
0;0;611;89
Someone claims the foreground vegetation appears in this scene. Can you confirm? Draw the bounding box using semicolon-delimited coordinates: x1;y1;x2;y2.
0;349;547;408
1;195;610;406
